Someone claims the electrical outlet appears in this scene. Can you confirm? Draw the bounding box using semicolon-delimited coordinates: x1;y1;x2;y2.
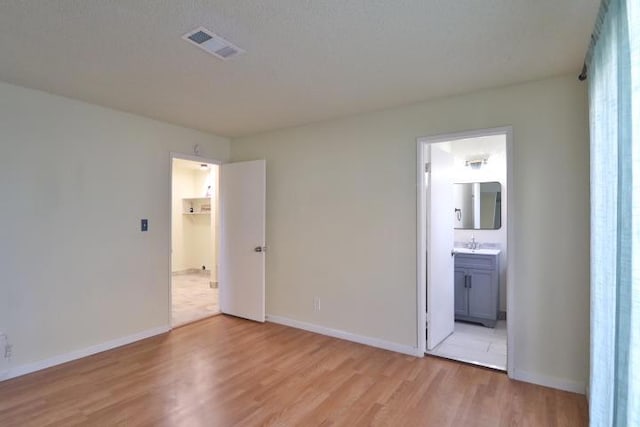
4;344;12;359
313;297;321;312
0;333;8;360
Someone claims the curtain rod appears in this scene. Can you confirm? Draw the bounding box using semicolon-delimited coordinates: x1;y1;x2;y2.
579;63;588;81
578;62;588;82
578;0;610;81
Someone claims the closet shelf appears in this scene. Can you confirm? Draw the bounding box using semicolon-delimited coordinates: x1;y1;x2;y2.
182;197;213;215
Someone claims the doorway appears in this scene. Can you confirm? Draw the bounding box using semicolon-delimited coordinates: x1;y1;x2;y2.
417;127;514;373
170;156;220;327
169;154;267;328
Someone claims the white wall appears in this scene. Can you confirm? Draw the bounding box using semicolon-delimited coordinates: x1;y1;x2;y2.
0;81;229;372
171;162;216;273
171;164;193;272
231;74;590;391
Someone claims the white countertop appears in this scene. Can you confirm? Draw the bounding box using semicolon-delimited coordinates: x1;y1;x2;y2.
453;247;501;256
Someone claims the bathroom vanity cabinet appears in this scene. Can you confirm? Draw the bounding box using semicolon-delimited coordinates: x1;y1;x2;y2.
454;251;500;327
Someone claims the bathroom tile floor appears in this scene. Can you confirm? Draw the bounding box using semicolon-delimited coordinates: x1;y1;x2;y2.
427;320;507;370
172;271;220;327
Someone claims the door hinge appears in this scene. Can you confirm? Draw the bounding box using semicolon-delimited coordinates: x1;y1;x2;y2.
425;312;430;327
424;162;431;173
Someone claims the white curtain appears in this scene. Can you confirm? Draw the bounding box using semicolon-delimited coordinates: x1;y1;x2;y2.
587;0;639;425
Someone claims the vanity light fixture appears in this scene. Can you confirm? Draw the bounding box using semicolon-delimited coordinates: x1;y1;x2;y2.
465;158;488;169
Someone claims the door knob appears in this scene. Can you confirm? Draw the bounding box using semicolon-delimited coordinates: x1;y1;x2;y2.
254;246;266;253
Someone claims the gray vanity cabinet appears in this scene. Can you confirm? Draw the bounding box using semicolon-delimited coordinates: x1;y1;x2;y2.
454;268;468;316
454;253;499;327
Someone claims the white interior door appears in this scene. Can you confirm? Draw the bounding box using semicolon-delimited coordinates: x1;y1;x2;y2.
426;144;455;350
219;160;266;322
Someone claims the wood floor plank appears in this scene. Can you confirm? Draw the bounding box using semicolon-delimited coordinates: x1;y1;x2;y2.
0;315;587;426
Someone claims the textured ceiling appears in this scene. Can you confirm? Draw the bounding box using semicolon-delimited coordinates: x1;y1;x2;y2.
0;1;599;137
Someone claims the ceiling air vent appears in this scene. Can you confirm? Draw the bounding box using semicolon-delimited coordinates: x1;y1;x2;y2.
182;27;245;60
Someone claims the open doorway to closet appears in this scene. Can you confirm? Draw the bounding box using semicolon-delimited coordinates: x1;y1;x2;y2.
171;157;220;327
417;127;514;373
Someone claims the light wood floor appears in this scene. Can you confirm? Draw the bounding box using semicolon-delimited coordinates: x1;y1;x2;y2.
0;316;588;426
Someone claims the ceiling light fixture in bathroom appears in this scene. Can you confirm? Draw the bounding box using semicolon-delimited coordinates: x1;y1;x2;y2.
200;164;209;170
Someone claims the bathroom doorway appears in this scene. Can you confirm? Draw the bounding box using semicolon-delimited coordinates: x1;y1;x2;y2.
170;156;220;327
417;127;514;373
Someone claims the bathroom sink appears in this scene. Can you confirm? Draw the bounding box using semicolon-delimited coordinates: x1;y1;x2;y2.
453;247;501;256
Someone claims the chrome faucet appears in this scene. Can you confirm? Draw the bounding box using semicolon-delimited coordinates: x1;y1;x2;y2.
467;236;478;250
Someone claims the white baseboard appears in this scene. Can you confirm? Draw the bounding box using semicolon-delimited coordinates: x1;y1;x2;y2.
266;314;423;357
1;320;585;396
0;325;170;382
267;316;585;394
512;369;586;394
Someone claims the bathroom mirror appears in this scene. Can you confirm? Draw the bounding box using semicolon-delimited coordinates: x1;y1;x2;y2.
454;182;502;230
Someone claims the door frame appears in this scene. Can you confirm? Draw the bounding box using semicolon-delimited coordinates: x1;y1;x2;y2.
416;126;515;378
168;152;222;329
